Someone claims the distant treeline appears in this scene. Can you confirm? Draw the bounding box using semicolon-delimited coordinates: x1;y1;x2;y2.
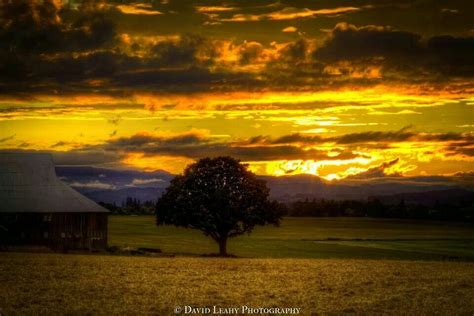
285;198;474;221
99;197;156;215
99;196;474;221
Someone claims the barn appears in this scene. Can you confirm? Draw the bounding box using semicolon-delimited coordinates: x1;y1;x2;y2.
0;153;109;251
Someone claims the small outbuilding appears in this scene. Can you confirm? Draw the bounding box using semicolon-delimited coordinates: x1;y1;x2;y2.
0;153;109;251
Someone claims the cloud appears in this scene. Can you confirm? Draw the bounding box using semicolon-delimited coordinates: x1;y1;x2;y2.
222;6;361;21
426;36;474;76
248;128;474;150
116;3;163;15
5;125;472;179
0;134;15;143
0;30;256;94
51;150;122;166
334;127;415;144
151;34;216;67
315;23;421;61
238;41;266;65
369;109;421;115
0;3;473;97
196;6;237;13
282;26;297;33
346;158;401;179
69;180;115;190
250;127;415;145
0;0;118;91
242;128;474;163
106;130;208;148
443;140;474;158
164;0;197;13
313;22;474;78
0;0;117;54
452;171;474;180
82;130;360;162
0;149;121;166
276;39;311;63
129;178;166;186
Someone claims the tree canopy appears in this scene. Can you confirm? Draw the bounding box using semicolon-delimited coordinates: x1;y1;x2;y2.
156;156;282;255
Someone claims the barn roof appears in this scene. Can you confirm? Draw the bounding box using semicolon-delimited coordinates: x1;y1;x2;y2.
0;153;108;213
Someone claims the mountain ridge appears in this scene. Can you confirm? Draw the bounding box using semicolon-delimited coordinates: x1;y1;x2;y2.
55;166;473;204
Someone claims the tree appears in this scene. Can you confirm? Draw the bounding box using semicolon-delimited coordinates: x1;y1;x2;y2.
156;157;282;256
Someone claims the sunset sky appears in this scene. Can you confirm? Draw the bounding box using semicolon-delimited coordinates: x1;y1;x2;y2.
0;0;473;180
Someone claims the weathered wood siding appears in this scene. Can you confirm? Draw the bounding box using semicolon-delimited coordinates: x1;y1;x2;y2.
0;213;108;251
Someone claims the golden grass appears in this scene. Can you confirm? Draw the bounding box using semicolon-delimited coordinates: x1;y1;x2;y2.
0;253;473;315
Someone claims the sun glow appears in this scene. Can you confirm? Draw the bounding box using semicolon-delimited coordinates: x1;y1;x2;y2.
1;88;472;178
122;153;194;174
249;156;373;177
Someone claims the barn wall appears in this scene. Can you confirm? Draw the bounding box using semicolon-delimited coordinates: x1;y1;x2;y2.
0;213;108;251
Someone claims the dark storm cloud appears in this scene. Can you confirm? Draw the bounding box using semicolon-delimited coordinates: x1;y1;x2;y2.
443;139;474;158
0;0;117;54
0;148;122;165
314;23;422;61
187;145;355;161
55;127;474;163
455;147;474;157
111;67;257;93
82;131;360;161
1;0;474;95
421;132;474;142
151;34;216;66
247;128;474;147
334;127;416;144
248;127;415;145
313;22;474;78
270;133;324;145
0;19;256;94
113;67;214;88
277;39;309;63
426;36;474;76
108;132;205;148
108;34;259;91
244;129;474;162
53;150;123;165
162;0;197;13
0;51;137;93
239;41;265;65
0;0;262;94
0;0;118;90
346;158;401;179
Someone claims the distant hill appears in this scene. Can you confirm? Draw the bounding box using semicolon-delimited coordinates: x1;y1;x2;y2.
55;166;173;189
371;188;474;206
55;166;172;204
55;166;473;205
84;187;165;205
262;174;467;202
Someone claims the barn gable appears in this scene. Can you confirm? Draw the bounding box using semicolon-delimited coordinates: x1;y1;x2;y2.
0;153;108;213
0;153;109;251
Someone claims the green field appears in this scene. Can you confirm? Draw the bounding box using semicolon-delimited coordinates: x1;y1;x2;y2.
110;216;474;260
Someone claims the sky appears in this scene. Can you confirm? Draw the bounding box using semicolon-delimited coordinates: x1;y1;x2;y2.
0;0;473;180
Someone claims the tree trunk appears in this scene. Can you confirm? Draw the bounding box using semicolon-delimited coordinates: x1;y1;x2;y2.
218;236;227;256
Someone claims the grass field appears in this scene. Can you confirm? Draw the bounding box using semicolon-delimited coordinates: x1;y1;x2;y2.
1;217;474;315
1;253;473;315
110;216;474;260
